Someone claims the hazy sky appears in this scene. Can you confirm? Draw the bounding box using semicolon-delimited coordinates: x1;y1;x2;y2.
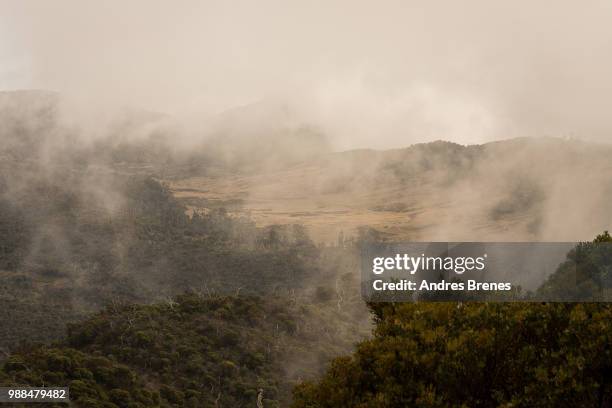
1;0;612;149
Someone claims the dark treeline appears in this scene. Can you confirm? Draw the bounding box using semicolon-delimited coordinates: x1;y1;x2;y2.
0;166;368;407
1;294;362;407
2;91;612;407
0;170;366;344
0;92;368;406
293;232;612;408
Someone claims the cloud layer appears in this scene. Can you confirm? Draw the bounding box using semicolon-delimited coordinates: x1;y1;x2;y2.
2;0;612;149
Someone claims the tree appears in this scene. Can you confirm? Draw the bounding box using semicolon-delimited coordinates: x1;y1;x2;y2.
293;233;612;408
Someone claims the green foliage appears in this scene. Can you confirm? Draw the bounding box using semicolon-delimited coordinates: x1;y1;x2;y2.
1;347;156;407
293;302;612;408
1;294;361;407
0;173;369;408
0;175;334;351
293;234;612;408
536;231;612;301
595;231;612;243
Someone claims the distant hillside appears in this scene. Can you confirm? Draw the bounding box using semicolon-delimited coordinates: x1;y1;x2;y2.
0;91;331;177
0;170;366;349
171;137;612;242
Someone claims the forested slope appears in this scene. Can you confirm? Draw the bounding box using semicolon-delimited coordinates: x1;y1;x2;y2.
0;172;368;408
292;233;612;408
1;293;362;407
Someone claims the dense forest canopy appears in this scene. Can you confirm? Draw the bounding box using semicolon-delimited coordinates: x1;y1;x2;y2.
2;228;612;407
1;294;362;407
1;92;612;407
0;164;367;407
292;233;612;408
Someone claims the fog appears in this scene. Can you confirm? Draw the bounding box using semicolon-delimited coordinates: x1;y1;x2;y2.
1;4;612;400
2;0;612;245
2;0;612;149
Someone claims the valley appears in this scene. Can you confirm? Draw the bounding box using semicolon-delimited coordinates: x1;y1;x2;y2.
168;138;612;244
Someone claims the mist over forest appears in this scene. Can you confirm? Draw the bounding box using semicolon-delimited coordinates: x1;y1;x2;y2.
0;88;611;406
2;1;612;406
